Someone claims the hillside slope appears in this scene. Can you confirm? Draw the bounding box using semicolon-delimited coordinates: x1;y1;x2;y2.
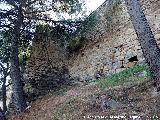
9;65;160;120
9;82;160;120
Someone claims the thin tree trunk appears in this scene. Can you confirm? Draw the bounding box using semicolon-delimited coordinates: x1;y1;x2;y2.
124;0;160;91
2;77;7;113
10;36;27;113
0;63;8;114
0;107;5;120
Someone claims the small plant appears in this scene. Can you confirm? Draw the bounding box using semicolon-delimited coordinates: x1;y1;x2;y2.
152;114;159;120
68;34;86;52
18;47;31;65
55;89;66;96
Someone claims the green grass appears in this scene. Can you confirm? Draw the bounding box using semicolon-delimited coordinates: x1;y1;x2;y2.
54;89;66;97
89;64;151;89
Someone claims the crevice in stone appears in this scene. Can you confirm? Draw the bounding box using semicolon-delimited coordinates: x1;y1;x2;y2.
128;56;138;62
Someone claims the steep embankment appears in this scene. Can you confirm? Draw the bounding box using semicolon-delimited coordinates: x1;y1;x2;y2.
9;64;160;120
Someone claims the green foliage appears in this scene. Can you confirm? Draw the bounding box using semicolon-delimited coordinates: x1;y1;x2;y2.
52;0;83;15
68;34;86;52
35;22;86;52
67;12;98;52
54;89;66;96
152;114;159;120
0;32;11;63
81;12;99;34
36;23;52;40
18;47;31;65
66;0;123;53
89;64;151;89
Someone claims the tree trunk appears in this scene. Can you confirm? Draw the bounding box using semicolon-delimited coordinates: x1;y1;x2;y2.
2;77;7;113
9;4;27;113
0;107;5;120
124;0;160;91
10;37;27;113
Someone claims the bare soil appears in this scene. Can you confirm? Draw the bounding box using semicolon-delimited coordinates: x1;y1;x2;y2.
8;81;160;120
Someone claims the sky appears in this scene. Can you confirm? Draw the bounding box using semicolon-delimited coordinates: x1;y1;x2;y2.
0;0;106;20
86;0;105;11
40;0;106;20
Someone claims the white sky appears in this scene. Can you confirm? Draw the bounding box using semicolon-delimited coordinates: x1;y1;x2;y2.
86;0;105;11
46;0;106;20
0;0;106;20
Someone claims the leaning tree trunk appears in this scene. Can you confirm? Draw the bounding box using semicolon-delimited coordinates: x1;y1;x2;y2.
124;0;160;91
10;36;27;113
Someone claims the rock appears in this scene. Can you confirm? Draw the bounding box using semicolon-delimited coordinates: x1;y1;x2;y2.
135;71;147;77
94;70;104;79
115;68;125;73
102;99;121;111
85;74;93;82
125;61;137;68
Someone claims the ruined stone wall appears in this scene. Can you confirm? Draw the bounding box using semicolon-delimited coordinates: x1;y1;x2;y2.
68;0;160;81
26;39;67;80
25;0;160;89
25;39;69;97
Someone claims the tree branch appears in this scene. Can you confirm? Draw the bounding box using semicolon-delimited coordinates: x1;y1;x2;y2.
0;62;5;72
24;16;83;24
5;82;12;87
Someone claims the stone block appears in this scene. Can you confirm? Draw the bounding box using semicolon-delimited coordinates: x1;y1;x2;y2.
124;61;137;68
115;68;126;73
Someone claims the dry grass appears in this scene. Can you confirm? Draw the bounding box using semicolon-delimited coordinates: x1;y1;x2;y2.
8;64;159;120
8;79;160;120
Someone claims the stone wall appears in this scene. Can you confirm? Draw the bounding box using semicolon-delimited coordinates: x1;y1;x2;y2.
25;0;160;92
25;39;69;97
140;0;160;41
68;0;160;81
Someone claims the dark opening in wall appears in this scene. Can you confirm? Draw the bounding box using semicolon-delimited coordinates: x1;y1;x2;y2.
120;60;125;68
81;52;84;57
96;44;100;48
128;56;138;62
120;65;125;68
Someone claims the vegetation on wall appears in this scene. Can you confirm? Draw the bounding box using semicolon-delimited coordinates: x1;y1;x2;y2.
81;12;99;34
67;0;123;52
35;21;86;53
34;0;123;54
18;47;31;66
67;34;86;52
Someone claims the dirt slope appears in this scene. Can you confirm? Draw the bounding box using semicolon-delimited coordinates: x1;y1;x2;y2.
9;81;160;120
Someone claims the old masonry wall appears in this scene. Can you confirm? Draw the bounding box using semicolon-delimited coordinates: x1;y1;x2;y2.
67;0;160;81
25;0;160;94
